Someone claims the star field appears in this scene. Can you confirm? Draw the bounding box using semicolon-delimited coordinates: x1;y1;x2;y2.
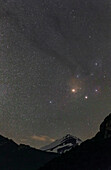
0;0;111;148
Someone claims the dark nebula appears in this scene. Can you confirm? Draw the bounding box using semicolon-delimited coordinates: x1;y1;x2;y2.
0;0;111;148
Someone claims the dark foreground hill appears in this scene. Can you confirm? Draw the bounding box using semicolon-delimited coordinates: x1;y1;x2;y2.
40;113;111;170
0;135;57;170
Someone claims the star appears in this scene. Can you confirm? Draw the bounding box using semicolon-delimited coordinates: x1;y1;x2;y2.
72;89;76;93
76;74;80;78
95;89;98;92
85;96;88;99
95;62;98;66
94;88;100;95
90;73;94;76
87;122;90;126
49;101;52;104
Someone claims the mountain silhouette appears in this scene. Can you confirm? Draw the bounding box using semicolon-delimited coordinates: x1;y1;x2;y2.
0;134;58;170
40;113;111;170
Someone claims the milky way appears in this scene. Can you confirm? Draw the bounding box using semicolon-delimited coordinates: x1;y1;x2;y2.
0;0;111;148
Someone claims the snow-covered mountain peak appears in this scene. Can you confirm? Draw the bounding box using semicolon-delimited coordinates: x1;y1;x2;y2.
41;134;82;154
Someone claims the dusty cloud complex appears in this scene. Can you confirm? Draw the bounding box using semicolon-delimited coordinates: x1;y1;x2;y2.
0;0;111;148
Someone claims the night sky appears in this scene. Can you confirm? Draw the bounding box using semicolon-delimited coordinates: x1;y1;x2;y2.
0;0;111;148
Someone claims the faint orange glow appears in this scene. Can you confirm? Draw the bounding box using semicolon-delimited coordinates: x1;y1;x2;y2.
69;77;84;95
31;135;55;142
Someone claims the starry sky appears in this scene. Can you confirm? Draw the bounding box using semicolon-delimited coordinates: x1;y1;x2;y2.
0;0;111;148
